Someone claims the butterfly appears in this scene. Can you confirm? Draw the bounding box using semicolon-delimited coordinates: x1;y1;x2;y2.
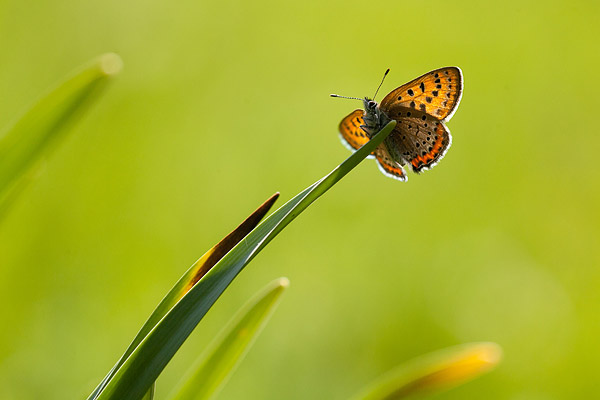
332;67;463;181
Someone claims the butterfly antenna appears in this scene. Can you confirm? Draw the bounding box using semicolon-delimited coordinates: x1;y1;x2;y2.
373;68;390;100
330;94;363;101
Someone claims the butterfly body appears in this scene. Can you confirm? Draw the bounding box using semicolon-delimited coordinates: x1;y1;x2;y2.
360;98;390;137
337;67;463;182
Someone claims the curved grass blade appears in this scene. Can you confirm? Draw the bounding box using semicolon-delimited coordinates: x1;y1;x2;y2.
169;277;289;400
0;53;122;210
87;193;279;400
352;342;502;400
94;120;396;400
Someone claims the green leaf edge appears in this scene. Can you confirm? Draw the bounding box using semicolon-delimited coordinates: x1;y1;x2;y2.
94;120;397;400
140;384;154;400
169;277;289;400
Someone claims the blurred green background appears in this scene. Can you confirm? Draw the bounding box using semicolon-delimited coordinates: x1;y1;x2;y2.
1;0;599;398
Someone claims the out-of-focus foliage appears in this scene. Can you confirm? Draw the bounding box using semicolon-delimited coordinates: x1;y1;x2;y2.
354;342;502;400
0;0;598;399
0;53;121;215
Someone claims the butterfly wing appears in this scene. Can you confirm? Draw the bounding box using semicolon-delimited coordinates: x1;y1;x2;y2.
386;109;452;173
337;67;461;180
338;109;370;151
380;67;463;122
374;144;407;181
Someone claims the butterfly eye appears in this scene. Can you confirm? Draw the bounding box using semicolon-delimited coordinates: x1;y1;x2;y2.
368;101;377;109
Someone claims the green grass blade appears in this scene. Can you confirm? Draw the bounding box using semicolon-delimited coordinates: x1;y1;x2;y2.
0;53;122;209
351;342;502;400
87;194;279;400
140;384;154;400
169;277;289;400
94;121;396;400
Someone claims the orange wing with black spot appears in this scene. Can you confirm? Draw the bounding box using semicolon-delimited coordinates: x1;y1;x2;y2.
380;67;462;122
338;109;370;151
374;145;407;181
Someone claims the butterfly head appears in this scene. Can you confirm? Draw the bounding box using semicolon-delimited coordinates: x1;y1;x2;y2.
363;97;378;111
361;97;390;136
331;68;390;136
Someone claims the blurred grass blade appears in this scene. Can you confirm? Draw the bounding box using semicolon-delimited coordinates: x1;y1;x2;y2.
94;121;396;400
0;168;34;222
0;52;122;210
169;277;289;400
87;193;279;400
352;342;502;400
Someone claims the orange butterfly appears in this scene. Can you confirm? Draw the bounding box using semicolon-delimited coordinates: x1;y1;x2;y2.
333;67;463;181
